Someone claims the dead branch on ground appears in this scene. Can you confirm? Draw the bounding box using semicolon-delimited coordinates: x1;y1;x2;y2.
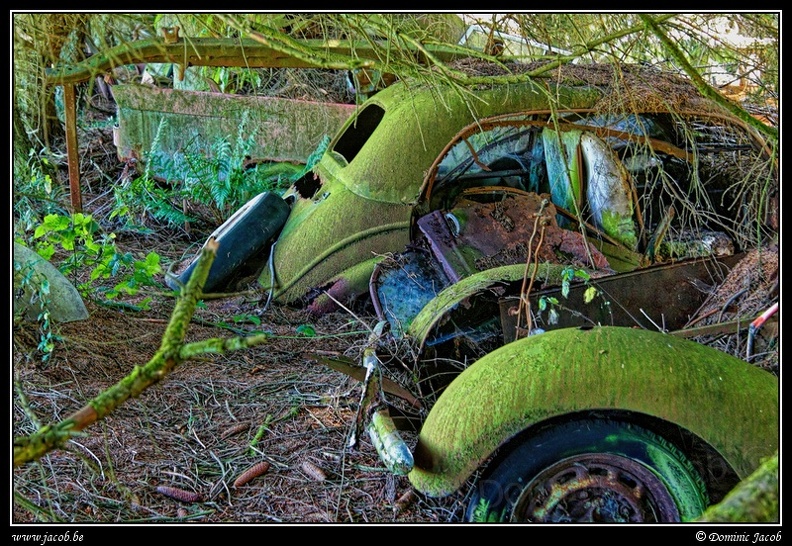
13;238;272;467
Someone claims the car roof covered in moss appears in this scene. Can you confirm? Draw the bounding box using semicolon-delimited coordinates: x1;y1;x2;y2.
317;61;724;205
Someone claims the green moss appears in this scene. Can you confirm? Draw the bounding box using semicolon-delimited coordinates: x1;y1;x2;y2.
600;209;638;250
269;178;411;302
407;263;569;347
409;326;778;497
698;451;779;522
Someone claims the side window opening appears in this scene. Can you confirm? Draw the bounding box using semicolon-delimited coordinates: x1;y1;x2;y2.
293;171;323;199
332;104;386;164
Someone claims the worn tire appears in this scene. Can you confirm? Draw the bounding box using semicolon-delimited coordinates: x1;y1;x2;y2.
466;418;710;523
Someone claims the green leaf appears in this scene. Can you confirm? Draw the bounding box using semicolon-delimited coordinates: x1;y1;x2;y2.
574;269;591;281
583;286;599;304
89;266;104;282
84;238;101;253
33;225;47;239
44;214;71;232
540;295;559;311
36;243;55;261
233;314;261;326
296;324;316;337
142;252;162;276
60;231;76;251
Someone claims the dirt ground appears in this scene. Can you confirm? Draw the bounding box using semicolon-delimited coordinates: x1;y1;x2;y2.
12;75;779;527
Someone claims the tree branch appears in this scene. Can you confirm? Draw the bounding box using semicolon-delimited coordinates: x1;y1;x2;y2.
13;238;268;467
697;451;779;522
640;14;778;141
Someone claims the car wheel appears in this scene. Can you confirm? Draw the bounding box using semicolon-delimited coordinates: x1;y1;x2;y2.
466;418;710;523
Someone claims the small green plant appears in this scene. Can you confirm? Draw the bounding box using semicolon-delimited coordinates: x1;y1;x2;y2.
95;251;162;309
232;313;262;327
537;294;561;325
208;313;273;336
29;212;162;308
248;417;271;456
13;150;68;242
112;113;318;233
295;324;317;337
110;118;193;231
538;266;605;326
32;212;108;276
13;261;60;363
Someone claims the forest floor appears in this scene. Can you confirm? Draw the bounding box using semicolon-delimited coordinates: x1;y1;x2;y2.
12;72;779;527
12;76;472;526
13;294;469;524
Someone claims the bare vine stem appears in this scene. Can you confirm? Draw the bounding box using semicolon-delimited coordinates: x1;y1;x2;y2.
515;199;550;339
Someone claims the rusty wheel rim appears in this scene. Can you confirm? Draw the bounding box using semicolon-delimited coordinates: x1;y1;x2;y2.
512;453;680;522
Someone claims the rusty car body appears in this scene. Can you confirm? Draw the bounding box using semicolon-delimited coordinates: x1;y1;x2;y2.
41;23;778;522
180;63;778;522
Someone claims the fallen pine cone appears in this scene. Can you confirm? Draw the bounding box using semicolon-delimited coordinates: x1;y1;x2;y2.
394;489;416;514
221;422;251;439
156;485;202;503
233;461;271;488
301;460;327;482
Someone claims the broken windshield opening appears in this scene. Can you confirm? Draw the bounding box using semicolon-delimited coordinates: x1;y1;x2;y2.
424;111;774;256
435;125;539;188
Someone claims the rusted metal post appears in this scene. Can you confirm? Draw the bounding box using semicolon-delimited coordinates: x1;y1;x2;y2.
63;83;82;212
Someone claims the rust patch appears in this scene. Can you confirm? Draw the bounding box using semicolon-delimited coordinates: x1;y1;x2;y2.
418;193;611;282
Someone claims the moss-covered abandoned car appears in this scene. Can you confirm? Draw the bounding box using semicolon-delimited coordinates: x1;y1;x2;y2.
173;63;778;522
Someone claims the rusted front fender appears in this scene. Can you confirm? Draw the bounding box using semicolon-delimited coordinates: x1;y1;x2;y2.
406;263;570;349
408;326;779;497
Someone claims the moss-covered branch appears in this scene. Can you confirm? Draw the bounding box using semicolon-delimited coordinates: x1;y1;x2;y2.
697;451;779;522
13;238;270;467
512;13;678;81
370;13;678;90
178;332;270;359
640;14;778;141
45;35;464;85
245;25;376;71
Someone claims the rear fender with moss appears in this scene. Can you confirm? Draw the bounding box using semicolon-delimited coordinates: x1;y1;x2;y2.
408;326;779;497
266;176;411;303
